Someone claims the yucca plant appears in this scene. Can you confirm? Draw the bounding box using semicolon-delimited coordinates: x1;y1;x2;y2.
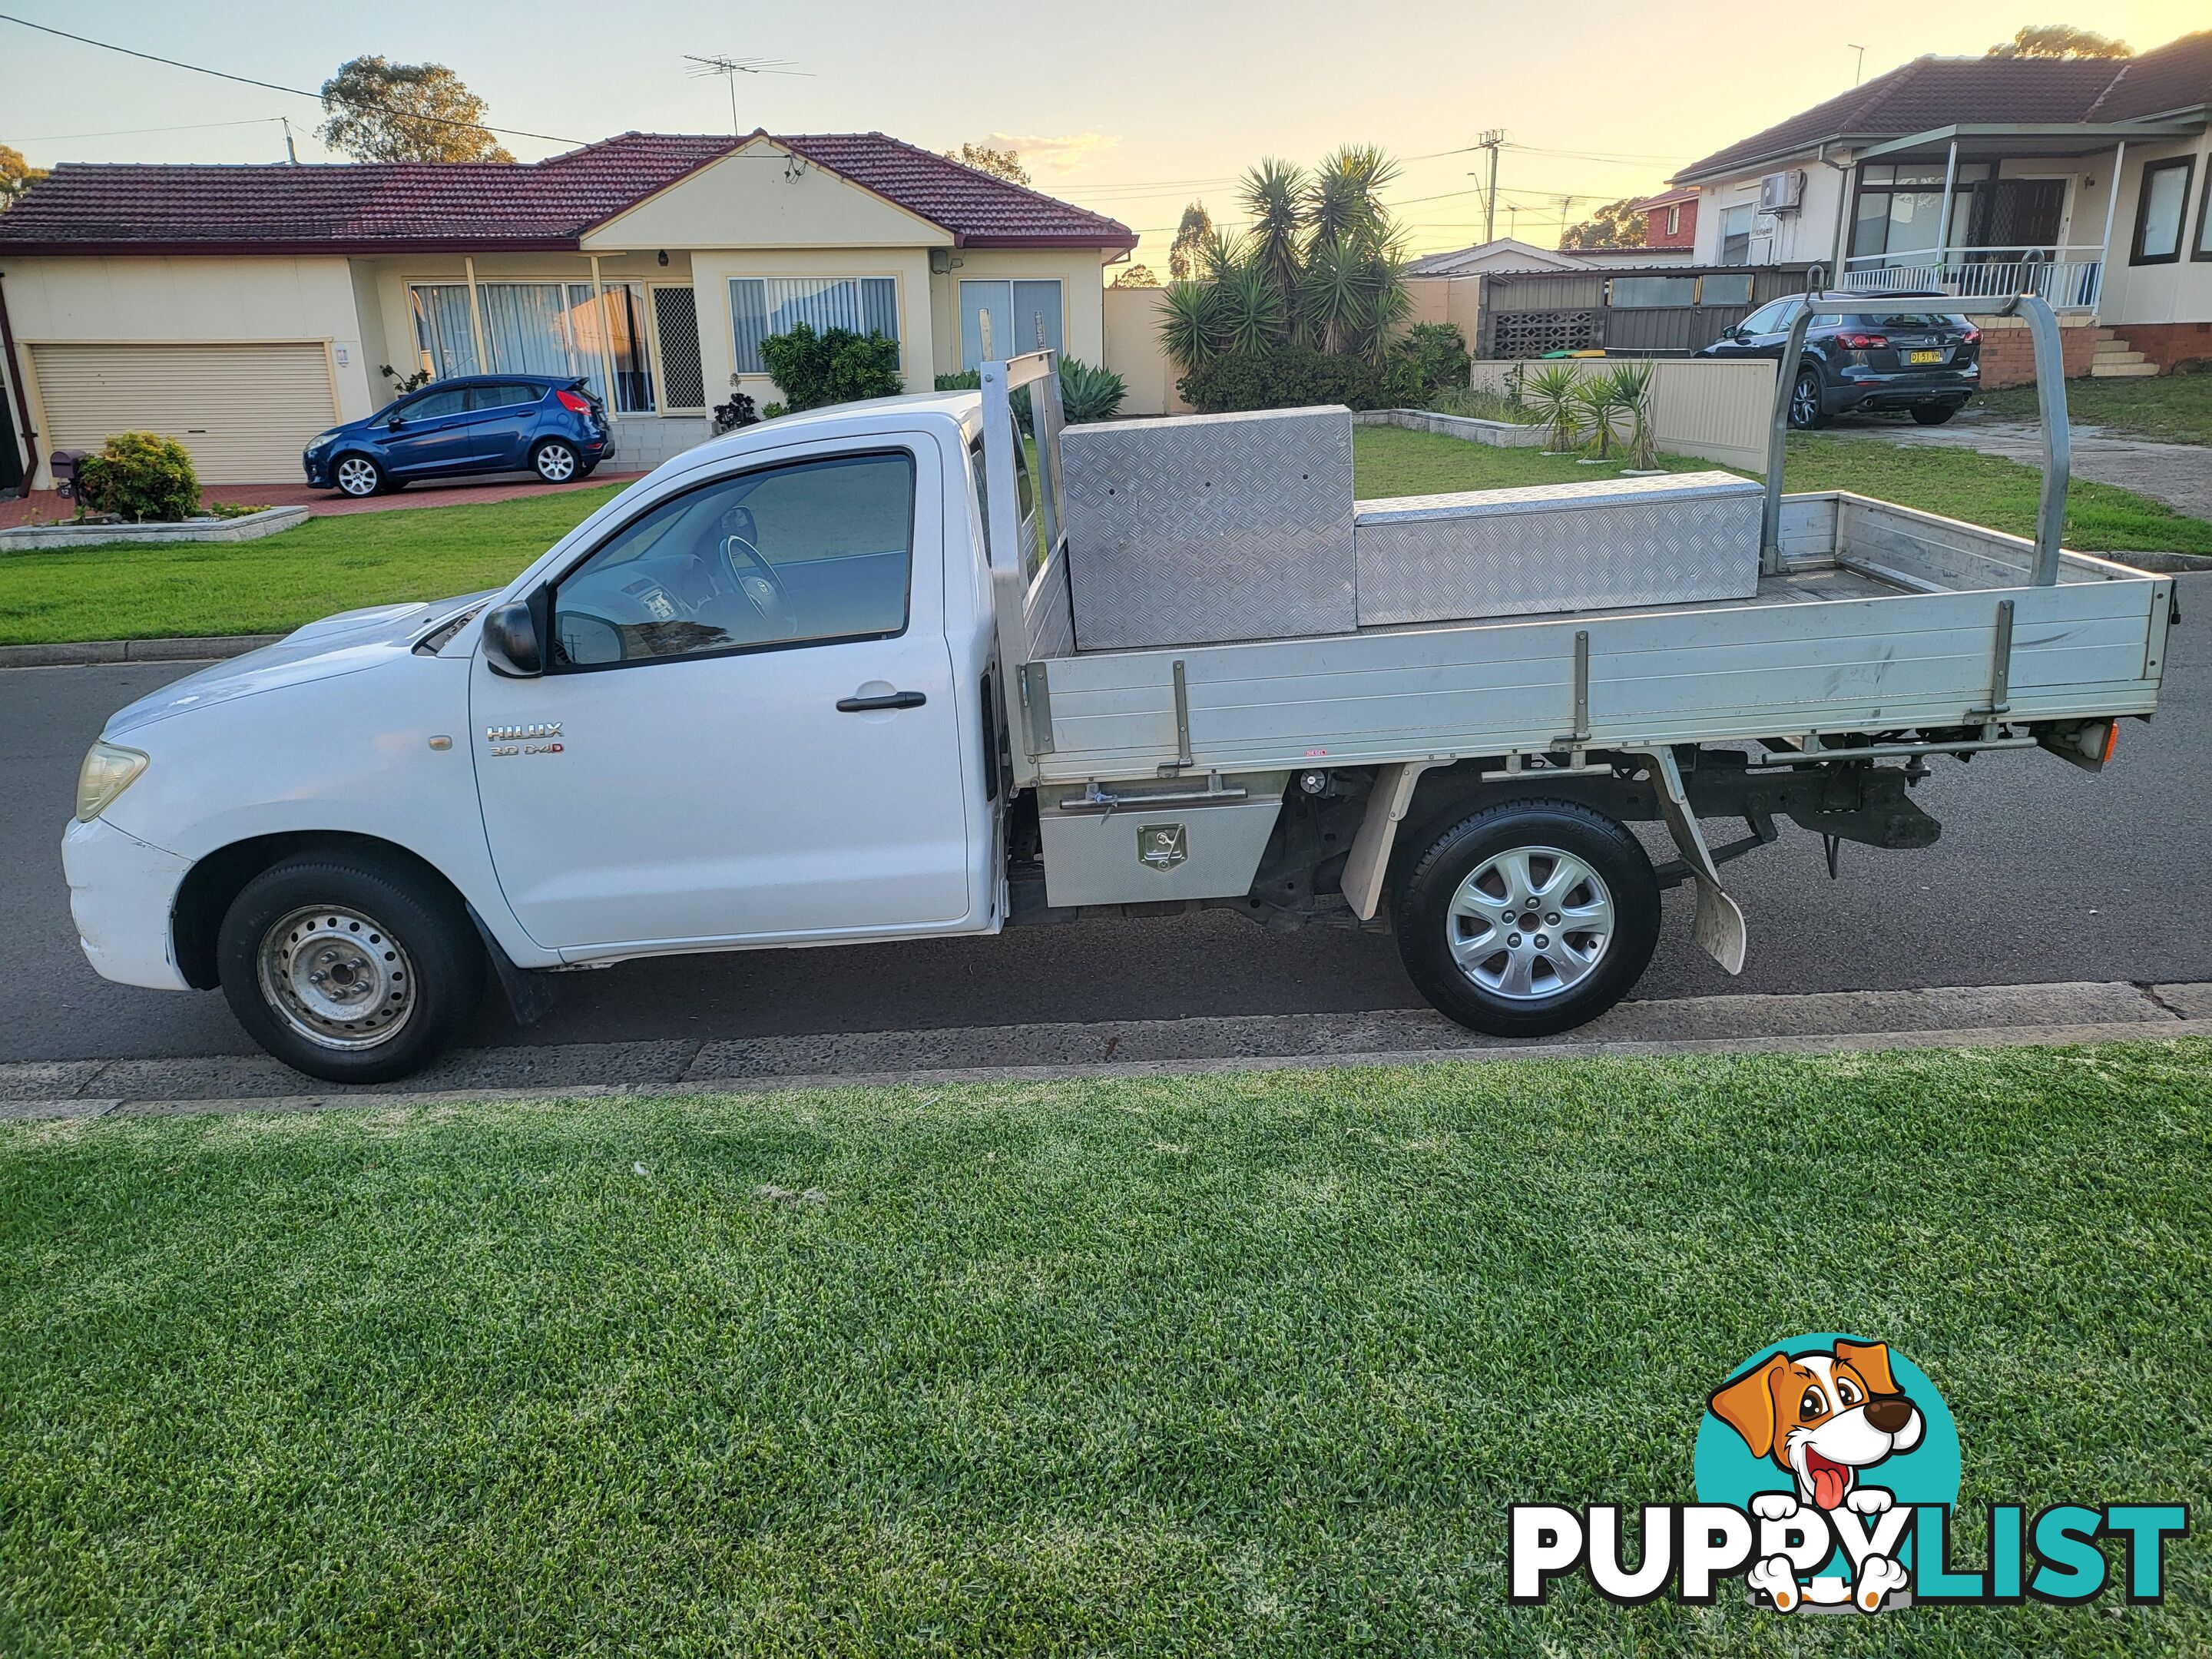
1607;360;1661;469
1159;280;1224;372
1058;356;1128;424
1217;261;1287;355
1573;376;1622;460
1522;361;1585;453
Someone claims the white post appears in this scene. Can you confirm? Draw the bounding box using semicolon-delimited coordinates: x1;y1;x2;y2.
462;256;488;376
1830;157;1856;281
2094;140;2126;319
1934;139;1959;288
588;253;618;422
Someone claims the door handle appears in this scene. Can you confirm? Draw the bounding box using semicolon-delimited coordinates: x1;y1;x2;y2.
836;690;927;712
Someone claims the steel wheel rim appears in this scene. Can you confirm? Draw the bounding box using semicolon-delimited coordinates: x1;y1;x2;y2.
336;458;379;495
256;905;416;1051
537;445;575;481
1792;376;1820;426
1445;845;1615;1001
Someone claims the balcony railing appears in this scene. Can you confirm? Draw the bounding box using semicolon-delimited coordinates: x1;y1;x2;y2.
1839;247;2104;311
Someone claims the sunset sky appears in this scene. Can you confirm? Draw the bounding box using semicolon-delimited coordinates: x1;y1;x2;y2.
4;2;2206;272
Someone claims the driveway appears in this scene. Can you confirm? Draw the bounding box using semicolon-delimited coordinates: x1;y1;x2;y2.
5;577;2207;1069
1824;407;2212;524
0;470;645;531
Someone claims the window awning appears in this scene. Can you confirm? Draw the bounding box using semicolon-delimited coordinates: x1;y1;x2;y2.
1852;119;2203;164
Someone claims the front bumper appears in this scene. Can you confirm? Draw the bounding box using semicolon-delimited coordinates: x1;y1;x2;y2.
61;816;194;992
303;448;336;486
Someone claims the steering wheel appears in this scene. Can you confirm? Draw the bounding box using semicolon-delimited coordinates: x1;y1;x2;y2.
720;532;798;637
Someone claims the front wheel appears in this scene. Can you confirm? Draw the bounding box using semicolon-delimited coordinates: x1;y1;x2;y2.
1788;368;1828;430
333;454;386;498
217;849;483;1083
1394;800;1661;1038
531;439;581;483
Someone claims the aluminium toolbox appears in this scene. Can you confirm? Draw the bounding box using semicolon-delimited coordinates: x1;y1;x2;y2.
1352;471;1764;625
1061;406;1357;649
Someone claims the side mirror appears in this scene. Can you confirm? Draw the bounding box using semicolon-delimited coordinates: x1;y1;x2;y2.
386;416;405;429
482;598;545;677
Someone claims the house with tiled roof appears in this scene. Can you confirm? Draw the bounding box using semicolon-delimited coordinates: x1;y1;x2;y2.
0;130;1136;489
1669;31;2212;378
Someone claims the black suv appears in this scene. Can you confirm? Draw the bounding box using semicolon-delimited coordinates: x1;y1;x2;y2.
1697;295;1979;429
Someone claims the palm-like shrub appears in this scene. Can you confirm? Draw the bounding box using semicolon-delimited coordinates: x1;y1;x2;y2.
1522;362;1585;452
1573;376;1621;459
1057;357;1128;423
1159;281;1224;372
1217;263;1286;356
1607;361;1661;469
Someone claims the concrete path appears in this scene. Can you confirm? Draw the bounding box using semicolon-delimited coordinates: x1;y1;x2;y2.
4;980;2207;1119
1826;409;2212;523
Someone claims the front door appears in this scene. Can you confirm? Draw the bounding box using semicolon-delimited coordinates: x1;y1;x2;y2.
470;442;975;952
1970;179;2065;251
379;387;472;474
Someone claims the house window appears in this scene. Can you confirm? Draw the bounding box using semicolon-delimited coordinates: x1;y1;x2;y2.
1850;162;1990;261
2132;157;2194;265
1719;204;1754;266
959;279;1064;369
409;280;654;412
729;276;900;374
2196;168;2212;261
1609;275;1695;307
1665;204;1681;237
1697;273;1753;306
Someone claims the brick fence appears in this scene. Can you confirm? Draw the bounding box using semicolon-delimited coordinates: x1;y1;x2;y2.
1969;316;2101;390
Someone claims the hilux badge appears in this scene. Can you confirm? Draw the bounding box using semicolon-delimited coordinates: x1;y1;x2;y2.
1136;823;1187;872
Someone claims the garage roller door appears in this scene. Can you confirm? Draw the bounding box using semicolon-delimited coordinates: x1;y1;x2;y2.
30;343;337;484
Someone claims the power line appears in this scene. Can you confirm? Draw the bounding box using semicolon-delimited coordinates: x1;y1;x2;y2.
12;116;296;143
0;12;588;147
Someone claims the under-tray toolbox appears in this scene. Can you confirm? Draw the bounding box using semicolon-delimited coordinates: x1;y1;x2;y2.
1061;406;1357;649
1353;470;1763;625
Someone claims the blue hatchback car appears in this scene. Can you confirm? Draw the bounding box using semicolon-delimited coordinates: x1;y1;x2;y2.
303;374;611;497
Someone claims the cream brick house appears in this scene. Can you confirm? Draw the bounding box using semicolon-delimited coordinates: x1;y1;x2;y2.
0;131;1134;490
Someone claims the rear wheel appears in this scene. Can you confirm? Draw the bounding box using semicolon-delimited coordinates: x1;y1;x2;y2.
1910;402;1962;426
1394;799;1661;1038
532;439;580;483
333;454;386;498
1788;368;1828;430
217;849;482;1083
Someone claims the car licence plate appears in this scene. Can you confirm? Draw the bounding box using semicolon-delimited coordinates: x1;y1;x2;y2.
1909;349;1945;364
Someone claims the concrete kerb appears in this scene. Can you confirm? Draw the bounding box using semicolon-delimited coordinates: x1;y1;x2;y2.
0;634;278;669
3;981;2205;1124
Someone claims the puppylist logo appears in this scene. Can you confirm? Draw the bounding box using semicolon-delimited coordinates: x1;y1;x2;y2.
1512;1334;2187;1614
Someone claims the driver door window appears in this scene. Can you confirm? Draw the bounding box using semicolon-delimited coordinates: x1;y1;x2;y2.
551;452;916;668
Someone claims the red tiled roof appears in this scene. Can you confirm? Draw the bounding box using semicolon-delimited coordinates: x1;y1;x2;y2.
0;131;1136;255
1676;32;2211;182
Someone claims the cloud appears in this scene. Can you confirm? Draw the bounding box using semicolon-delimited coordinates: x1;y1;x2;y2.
985;131;1120;174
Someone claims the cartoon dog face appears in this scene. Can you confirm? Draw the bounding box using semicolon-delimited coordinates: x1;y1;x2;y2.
1709;1339;1924;1511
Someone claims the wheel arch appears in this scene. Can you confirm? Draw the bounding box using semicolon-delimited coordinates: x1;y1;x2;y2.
172;830;470;990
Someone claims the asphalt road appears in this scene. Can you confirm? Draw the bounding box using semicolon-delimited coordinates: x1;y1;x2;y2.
7;578;2208;1065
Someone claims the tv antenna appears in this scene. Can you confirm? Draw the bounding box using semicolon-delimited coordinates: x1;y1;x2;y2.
1848;43;1867;84
682;54;812;134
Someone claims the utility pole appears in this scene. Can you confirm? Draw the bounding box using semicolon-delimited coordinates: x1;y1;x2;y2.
280;117;298;164
1472;128;1506;244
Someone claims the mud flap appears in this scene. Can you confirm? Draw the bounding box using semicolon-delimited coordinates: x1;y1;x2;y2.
1641;749;1748;975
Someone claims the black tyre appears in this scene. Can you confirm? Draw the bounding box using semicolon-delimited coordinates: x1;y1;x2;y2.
216;849;483;1083
531;439;581;483
333;453;387;498
1910;402;1962;426
1394;799;1661;1038
1788;367;1828;430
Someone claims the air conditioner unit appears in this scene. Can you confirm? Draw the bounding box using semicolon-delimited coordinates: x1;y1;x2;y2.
1759;170;1806;214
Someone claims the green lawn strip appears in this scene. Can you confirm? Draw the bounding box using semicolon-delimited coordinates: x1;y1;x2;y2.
0;485;623;647
2;1041;2206;1655
1975;373;2212;448
1355;423;2212;555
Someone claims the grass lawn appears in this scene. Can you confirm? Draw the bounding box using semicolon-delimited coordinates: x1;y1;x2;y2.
1975;370;2212;447
1353;423;2212;556
0;485;623;647
6;421;2208;647
3;1042;2207;1655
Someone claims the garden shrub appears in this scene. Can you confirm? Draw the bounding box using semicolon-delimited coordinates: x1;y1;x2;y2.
1177;347;1389;415
759;324;903;412
933;359;1126;427
74;431;200;522
1385;323;1471;406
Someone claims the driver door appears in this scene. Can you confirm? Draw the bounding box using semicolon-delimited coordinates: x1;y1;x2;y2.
469;440;975;952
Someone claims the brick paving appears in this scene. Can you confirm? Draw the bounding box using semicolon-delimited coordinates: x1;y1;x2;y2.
0;470;644;531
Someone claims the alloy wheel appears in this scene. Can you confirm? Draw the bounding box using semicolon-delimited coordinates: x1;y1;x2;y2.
1444;845;1615;1000
336;457;380;496
535;443;578;482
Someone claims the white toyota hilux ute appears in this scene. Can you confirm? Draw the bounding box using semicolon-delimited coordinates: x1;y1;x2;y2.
64;320;2175;1083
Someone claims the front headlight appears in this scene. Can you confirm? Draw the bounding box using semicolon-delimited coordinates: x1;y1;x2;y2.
76;741;149;823
305;434;335;454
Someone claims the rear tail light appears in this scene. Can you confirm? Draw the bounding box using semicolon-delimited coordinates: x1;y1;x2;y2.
555;388;593;413
1961;326;1982;346
1836;333;1888;349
